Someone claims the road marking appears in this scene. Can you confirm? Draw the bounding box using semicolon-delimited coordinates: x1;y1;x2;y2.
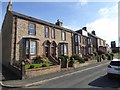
25;62;109;87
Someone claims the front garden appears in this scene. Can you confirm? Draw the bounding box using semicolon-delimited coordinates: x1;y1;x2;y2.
13;52;114;79
58;54;90;68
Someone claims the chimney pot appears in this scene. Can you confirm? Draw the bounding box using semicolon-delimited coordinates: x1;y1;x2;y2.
55;19;63;27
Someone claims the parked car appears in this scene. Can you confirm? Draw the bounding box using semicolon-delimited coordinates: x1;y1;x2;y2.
107;59;120;78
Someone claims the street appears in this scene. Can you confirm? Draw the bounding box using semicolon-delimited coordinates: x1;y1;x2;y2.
30;63;120;88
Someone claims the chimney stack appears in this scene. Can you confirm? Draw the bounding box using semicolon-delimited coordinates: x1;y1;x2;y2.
55;19;63;27
91;30;96;35
82;27;87;31
7;0;12;11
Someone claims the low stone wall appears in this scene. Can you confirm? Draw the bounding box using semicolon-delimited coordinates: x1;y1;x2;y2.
73;62;89;68
61;60;67;68
25;65;61;78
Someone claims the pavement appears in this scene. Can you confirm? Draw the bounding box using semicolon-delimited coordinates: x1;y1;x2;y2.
1;60;110;88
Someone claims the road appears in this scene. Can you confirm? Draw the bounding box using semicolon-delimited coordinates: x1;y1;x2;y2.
30;63;120;88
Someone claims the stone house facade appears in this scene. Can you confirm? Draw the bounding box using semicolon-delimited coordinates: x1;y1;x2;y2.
2;2;107;66
76;27;107;55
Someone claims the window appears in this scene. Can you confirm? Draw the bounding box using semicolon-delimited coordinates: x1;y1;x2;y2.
83;38;86;44
60;44;64;55
88;47;91;54
25;40;29;54
88;38;92;44
60;44;68;55
64;45;67;55
99;39;101;45
30;41;36;55
29;23;35;35
79;46;81;53
25;40;37;55
62;32;66;40
78;35;81;43
75;46;79;54
51;28;55;39
75;35;78;43
45;27;49;38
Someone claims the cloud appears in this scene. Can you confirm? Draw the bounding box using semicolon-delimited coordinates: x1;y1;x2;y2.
98;3;118;18
86;3;118;46
79;0;88;6
76;0;88;6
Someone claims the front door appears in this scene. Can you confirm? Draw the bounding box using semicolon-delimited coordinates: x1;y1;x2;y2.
45;45;49;57
51;46;56;57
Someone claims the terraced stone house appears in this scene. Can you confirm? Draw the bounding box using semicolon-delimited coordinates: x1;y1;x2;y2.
2;1;107;67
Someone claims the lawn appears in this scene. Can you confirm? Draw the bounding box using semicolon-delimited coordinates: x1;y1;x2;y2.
25;62;53;70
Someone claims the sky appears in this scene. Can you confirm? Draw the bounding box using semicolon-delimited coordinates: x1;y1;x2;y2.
0;0;119;46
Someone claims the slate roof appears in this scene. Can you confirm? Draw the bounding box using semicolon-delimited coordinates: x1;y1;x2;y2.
9;11;106;41
10;11;78;34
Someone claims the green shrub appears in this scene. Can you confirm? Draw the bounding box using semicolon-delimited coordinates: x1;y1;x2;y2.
101;54;106;60
105;53;112;60
25;64;30;70
42;63;47;67
58;56;66;62
91;54;97;60
64;55;69;60
93;52;98;56
34;55;43;64
110;53;114;59
67;59;71;63
71;54;80;60
79;57;85;63
29;64;34;69
74;60;79;63
70;54;85;63
83;56;89;61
